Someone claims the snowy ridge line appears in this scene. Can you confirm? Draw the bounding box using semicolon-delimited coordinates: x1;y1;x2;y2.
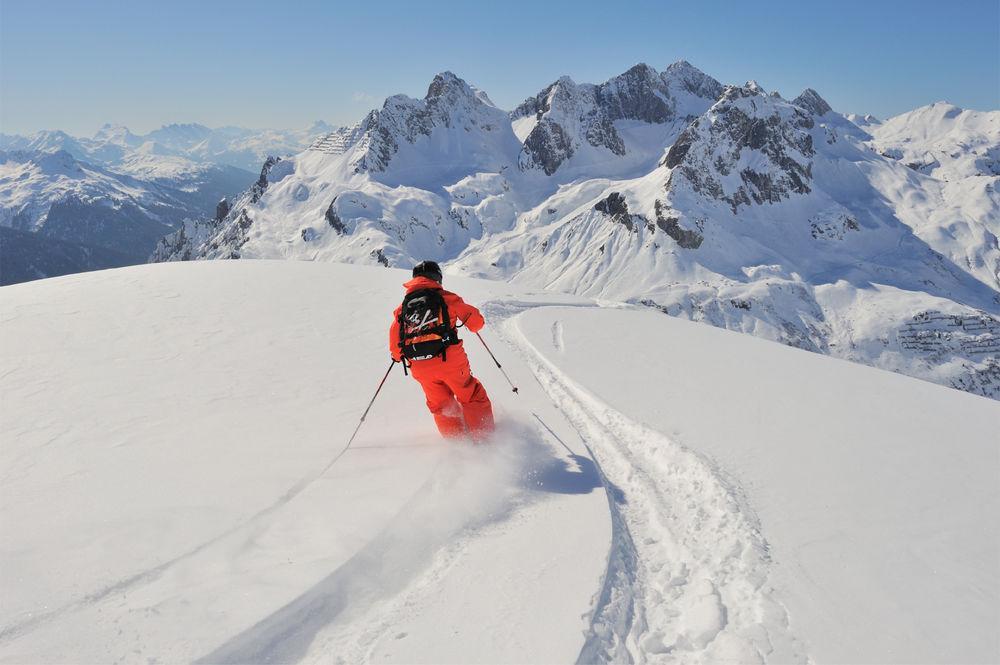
506;309;811;664
0;431;362;644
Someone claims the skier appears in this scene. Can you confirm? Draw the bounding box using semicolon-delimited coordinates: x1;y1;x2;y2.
389;260;495;440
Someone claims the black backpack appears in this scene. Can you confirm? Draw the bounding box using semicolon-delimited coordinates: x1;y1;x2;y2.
398;288;458;361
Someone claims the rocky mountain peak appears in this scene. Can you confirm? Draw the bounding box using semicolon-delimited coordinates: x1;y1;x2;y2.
312;71;516;176
621;62;659;82
516;63;723;175
792;88;833;116
717;84;760;104
35;149;83;172
597;63;672;124
663;60;724;100
425;71;474;101
665;90;815;212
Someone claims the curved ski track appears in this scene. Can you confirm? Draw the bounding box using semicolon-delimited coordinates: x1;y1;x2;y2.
496;302;811;664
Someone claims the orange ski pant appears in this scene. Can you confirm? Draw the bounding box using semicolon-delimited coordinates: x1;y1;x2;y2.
408;345;494;438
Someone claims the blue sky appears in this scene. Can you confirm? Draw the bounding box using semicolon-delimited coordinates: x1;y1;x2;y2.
2;0;997;136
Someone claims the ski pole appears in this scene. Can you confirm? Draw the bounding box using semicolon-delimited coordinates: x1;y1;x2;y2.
345;361;397;448
475;332;519;394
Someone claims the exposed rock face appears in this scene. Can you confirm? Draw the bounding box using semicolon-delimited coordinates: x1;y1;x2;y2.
664;60;725;102
792;88;833;117
211;209;254;259
653;200;703;248
325;197;347;234
522;118;576;176
149;217;210;262
151;156;283;261
594;192;637;232
514;61;724;175
665;84;815;213
592;192;704;248
215;198;230;222
596;63;673;124
809;210;859;240
511;77;563;120
250;156;280;203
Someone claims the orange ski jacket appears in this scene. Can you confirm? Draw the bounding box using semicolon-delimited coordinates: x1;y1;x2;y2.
389;276;485;362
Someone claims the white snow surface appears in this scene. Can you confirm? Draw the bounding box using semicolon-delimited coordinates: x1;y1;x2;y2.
515;305;1000;664
2;261;997;663
867;102;1000;180
0;261;608;663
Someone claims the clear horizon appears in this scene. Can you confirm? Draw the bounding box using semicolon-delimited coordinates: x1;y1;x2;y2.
2;0;997;136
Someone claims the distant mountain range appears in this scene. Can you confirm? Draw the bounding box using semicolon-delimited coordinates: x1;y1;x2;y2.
0;121;335;173
151;62;1000;399
0;122;333;284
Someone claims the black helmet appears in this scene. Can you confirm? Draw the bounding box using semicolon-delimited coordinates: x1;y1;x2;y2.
412;260;443;283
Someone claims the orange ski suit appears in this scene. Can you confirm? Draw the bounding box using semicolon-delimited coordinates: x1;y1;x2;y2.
389;276;495;438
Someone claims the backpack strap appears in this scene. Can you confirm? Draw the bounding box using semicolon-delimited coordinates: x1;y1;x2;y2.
439;294;452;361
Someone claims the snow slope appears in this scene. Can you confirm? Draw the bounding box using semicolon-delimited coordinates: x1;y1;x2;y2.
863;103;1000;302
514;306;999;663
2;261;997;663
868;103;1000;180
0;148;253;284
0;261;609;664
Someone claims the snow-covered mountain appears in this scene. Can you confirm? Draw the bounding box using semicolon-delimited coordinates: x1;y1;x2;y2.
1;149;186;252
0;148;252;284
150;63;1000;399
0;121;336;284
867;102;999;179
1;261;996;663
512;61;722;177
0;121;333;173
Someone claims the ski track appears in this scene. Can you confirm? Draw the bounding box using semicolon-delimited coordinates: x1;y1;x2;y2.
306;490;526;664
488;301;811;664
193;453;499;664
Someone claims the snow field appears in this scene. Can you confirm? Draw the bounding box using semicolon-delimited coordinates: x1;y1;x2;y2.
515;305;1000;664
0;262;609;663
2;261;997;663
